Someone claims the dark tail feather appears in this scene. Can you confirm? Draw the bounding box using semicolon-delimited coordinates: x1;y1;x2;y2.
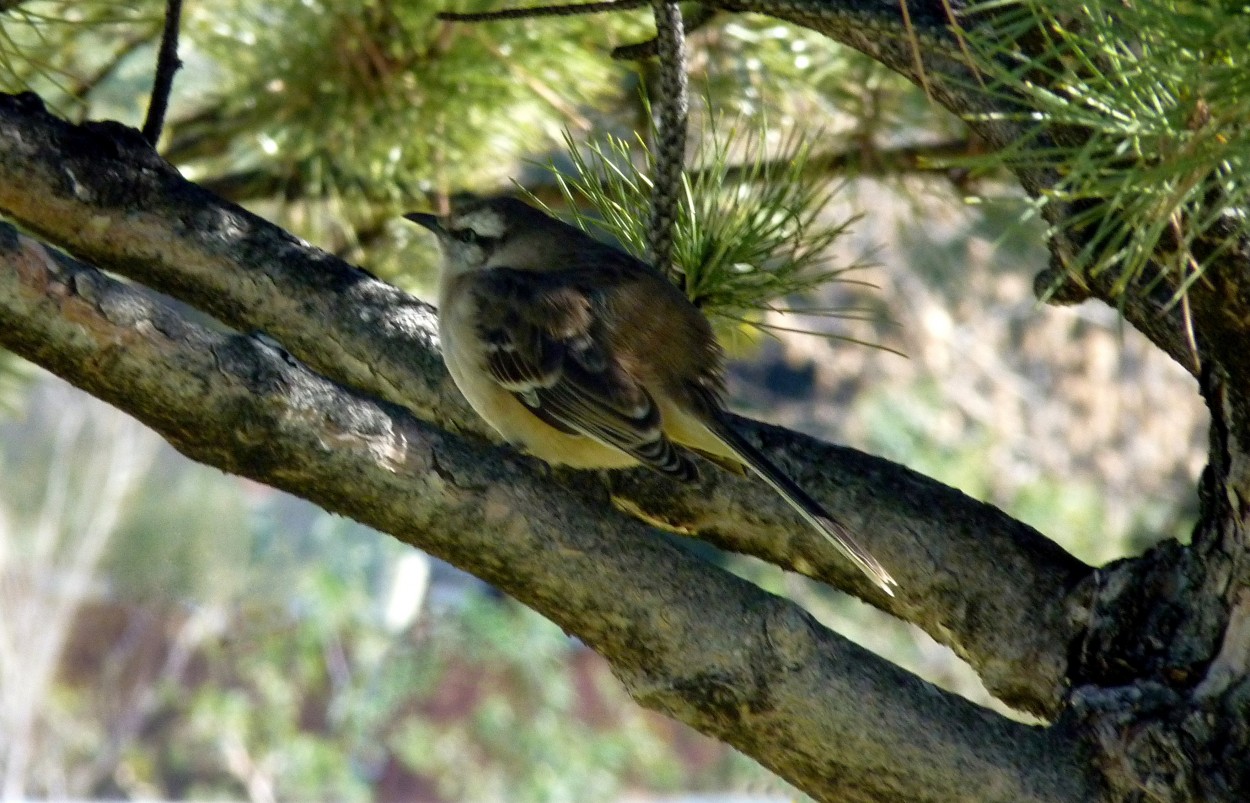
708;416;896;595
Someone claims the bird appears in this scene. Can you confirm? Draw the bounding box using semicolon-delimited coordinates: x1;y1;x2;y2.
405;194;895;595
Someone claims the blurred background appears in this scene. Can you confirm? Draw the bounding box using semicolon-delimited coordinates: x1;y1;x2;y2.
0;0;1207;800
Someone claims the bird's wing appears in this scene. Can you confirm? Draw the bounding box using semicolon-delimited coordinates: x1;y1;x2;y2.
468;266;698;481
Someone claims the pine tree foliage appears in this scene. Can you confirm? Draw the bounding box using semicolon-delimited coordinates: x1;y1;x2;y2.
535;118;887;350
1;1;949;297
968;0;1250;303
181;1;642;196
0;1;163;117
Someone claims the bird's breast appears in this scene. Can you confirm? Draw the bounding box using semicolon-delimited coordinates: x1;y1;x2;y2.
438;279;637;470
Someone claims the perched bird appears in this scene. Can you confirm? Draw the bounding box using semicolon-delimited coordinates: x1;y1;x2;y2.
405;195;895;594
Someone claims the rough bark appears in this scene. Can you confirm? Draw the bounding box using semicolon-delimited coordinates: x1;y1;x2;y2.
0;0;1247;798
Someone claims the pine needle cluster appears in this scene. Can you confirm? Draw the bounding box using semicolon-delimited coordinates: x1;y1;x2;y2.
968;0;1250;304
182;0;641;201
534;118;879;349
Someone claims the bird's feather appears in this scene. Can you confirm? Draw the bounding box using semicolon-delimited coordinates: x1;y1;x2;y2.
703;411;896;595
470;266;698;481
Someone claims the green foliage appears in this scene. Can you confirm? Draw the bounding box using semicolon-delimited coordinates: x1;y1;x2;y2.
144;584;704;802
535;116;885;350
967;0;1250;303
105;462;253;602
857;381;1196;565
179;0;645;218
2;0;650;256
168;560;415;802
0;1;163;117
700;17;949;140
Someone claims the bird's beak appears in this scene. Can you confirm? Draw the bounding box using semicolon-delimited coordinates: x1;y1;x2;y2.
403;211;444;235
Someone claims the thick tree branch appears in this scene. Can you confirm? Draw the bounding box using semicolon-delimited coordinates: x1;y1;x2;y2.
612;429;1093;715
683;3;1250;796
0;225;1098;802
0;94;469;434
0;91;1093;714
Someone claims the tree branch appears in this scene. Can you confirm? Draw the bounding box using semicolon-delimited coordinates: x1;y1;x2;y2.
0;90;1093;716
611;427;1093;715
141;0;184;145
672;5;1250;795
0;224;1098;802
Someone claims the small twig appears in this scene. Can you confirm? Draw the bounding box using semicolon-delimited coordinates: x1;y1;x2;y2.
645;0;688;275
438;0;644;22
1169;212;1202;374
141;0;184;146
515;139;985;216
709;137;982;184
938;0;984;83
610;5;716;60
481;40;594;129
439;0;690;273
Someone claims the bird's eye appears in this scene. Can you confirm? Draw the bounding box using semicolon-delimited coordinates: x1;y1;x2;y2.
451;227;481;245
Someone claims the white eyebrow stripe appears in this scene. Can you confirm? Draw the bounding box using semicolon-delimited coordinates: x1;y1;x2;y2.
452;208;507;239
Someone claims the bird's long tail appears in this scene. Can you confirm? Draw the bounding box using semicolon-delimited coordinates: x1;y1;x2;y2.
708;417;897;596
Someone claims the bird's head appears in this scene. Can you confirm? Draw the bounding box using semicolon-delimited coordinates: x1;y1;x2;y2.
404;195;567;277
